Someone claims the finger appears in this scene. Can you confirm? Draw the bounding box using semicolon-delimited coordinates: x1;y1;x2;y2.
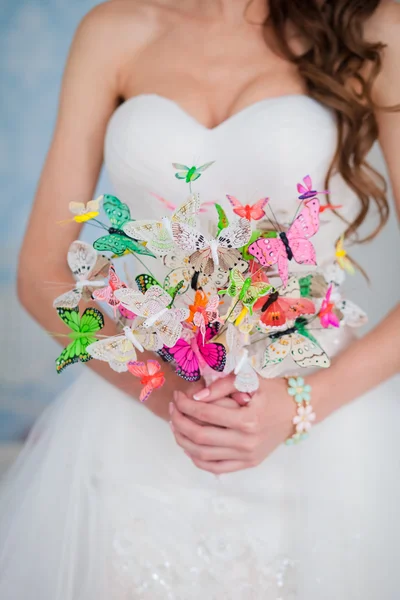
191;458;249;475
231;392;251;406
192;374;236;402
175;392;247;430
170;402;247;448
174;431;243;461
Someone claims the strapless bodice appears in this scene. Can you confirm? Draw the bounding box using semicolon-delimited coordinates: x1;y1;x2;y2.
104;93;360;266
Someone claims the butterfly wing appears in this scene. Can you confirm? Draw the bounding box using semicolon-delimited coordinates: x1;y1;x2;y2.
67;241;97;278
226;195;245;217
235;359;259;394
168;338;201;382
215;203;229;234
262;335;292;367
154;309;188;347
86;335;137;372
196;161;215;173
56;342;83;373
53;288;82;309
146;359;163;377
337;299;368;327
249;197;269;221
93;234;155;257
171;194;200;227
291;332;331;368
171;222;208;253
80;307;104;333
197;326;226;372
217;218;252;249
135;273;160;294
247;237;283;268
56;306;80;331
102;194;131;228
288;198;320;241
68;201;86;216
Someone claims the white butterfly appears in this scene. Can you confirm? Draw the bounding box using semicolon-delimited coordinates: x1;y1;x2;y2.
122;194;200;257
163;251;249;295
53;241;110;309
114;285;190;348
262;323;331;370
86;325;162;372
172;218;251;275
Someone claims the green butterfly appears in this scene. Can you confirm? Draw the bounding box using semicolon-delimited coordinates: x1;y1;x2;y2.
218;268;271;314
93;195;155;257
55;306;104;373
135;273;184;306
172;162;215;183
215;203;229;236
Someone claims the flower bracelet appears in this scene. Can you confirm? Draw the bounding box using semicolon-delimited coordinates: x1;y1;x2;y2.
284;376;316;446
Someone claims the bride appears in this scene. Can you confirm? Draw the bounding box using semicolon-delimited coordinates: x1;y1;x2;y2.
1;0;399;598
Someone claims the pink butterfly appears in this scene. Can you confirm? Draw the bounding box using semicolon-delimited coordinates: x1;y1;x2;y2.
166;323;226;382
93;265;127;317
226;195;269;221
297;175;329;200
127;359;165;402
248;198;321;286
319;284;340;328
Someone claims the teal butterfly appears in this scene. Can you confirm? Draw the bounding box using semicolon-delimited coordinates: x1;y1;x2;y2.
172;162;214;183
56;306;104;373
135;273;184;306
93;195;155;257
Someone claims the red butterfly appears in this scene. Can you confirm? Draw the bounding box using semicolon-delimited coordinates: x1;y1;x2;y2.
127;359;165;402
226;195;269;221
254;278;315;329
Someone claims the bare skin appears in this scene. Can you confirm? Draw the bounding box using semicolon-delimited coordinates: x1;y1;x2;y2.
18;0;400;470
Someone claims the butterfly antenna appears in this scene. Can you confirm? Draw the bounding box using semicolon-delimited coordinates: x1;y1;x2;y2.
267;204;282;233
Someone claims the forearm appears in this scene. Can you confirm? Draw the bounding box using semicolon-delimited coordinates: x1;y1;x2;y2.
311;303;400;421
18;266;179;420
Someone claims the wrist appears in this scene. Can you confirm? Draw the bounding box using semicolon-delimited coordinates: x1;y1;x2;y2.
307;363;347;423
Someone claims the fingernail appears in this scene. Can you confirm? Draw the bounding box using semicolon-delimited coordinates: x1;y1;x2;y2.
169;420;175;432
169;402;174;415
193;389;210;401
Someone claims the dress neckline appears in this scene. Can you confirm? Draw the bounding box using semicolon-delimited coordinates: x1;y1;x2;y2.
113;92;318;132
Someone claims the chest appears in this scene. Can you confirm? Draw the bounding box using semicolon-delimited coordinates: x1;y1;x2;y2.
120;21;306;130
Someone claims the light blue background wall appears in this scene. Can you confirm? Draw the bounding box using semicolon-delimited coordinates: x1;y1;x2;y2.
0;1;399;442
0;0;102;441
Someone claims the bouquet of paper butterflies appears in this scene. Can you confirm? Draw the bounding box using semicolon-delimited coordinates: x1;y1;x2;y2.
53;162;367;401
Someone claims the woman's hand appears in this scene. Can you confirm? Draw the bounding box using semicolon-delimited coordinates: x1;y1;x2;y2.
169;375;294;474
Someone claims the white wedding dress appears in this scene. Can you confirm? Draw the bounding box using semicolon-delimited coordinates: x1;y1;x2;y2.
0;94;399;600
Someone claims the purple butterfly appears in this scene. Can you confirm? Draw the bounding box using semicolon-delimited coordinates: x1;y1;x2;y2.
166;323;226;382
297;175;329;200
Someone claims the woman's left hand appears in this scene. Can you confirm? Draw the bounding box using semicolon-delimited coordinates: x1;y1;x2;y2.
169;375;295;474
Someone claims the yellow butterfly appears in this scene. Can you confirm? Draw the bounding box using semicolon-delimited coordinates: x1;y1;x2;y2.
69;195;103;223
335;235;355;275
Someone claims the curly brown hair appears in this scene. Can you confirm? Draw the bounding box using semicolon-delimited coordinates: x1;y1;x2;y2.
260;0;399;241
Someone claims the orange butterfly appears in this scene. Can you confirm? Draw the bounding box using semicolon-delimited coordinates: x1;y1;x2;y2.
188;290;220;339
127;360;165;402
226;195;269;221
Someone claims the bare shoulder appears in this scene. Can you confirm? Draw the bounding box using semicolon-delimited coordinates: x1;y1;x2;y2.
79;0;181;44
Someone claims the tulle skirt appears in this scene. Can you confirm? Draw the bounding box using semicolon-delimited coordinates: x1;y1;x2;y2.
0;365;399;599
